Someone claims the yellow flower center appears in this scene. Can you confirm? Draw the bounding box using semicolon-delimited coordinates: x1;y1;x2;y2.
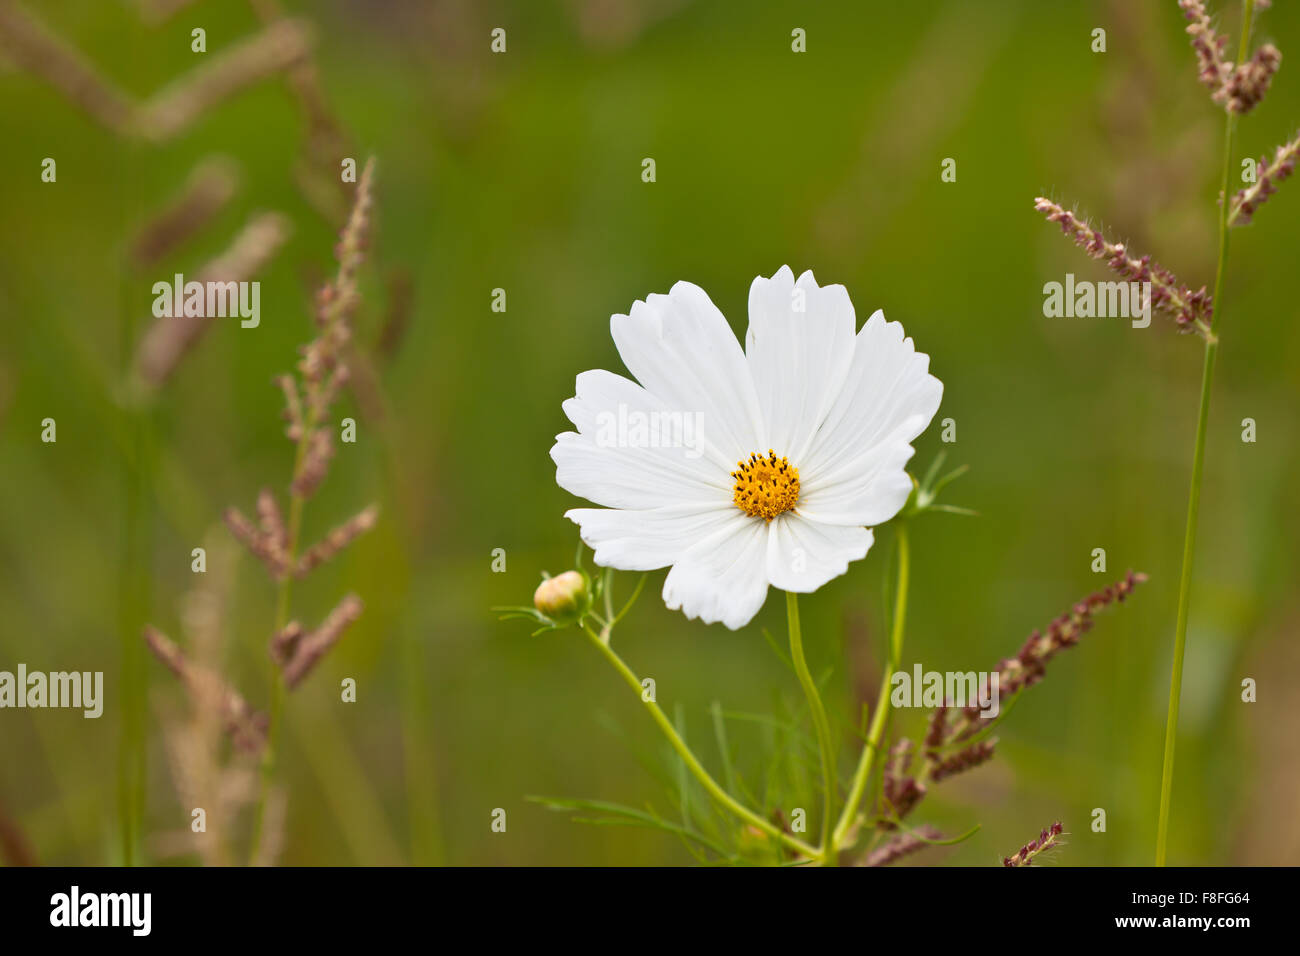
731;450;800;521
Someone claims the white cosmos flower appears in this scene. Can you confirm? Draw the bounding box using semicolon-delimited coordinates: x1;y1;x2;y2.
551;266;943;630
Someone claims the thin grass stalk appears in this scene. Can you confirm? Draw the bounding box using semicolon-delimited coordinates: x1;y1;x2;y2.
832;522;909;851
247;160;374;862
246;377;308;864
116;400;150;866
116;129;150;867
1155;0;1255;867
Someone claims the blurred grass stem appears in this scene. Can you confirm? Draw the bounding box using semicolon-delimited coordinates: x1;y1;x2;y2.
832;522;909;853
247;434;307;864
1156;0;1254;866
116;136;149;867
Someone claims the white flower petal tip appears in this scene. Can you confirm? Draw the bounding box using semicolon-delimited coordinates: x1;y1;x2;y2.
552;270;943;630
767;519;874;594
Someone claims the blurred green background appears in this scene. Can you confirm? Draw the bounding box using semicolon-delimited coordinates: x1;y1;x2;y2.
1;0;1297;866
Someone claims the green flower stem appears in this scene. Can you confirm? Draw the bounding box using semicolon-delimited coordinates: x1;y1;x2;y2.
832;522;909;852
1156;331;1218;868
1156;144;1232;863
1156;0;1254;866
248;462;306;865
583;625;820;862
785;591;837;862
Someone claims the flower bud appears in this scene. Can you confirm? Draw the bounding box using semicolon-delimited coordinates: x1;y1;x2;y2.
533;570;590;624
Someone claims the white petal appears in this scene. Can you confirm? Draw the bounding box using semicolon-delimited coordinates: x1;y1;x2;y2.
551;432;723;510
552;364;737;510
662;513;771;630
565;503;739;571
798;311;942;526
766;514;874;593
745;267;857;462
797;433;917;527
610;281;764;468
